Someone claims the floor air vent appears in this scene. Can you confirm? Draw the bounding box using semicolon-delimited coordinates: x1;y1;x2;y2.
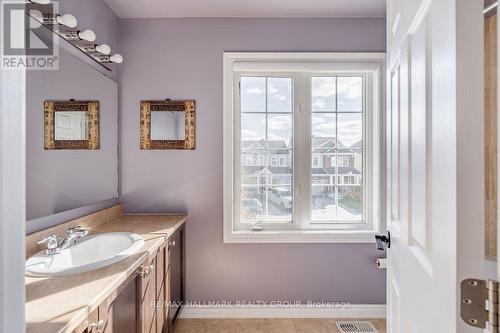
336;321;379;333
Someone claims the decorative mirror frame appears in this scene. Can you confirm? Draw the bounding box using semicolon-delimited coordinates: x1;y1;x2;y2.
44;100;100;150
140;99;196;150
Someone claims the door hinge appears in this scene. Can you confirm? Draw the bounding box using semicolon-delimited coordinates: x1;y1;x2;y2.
461;278;499;332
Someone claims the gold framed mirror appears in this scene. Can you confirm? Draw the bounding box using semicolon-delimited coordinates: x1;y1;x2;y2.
140;99;196;150
44;100;100;150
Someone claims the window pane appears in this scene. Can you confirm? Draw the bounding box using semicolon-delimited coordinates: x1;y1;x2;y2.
241;150;266;171
241;114;266;147
263;150;293;222
265;186;293;221
311;76;364;224
337;113;362;149
312;186;337;221
312;113;336;137
337;77;363;112
240;76;294;224
337;150;362;176
241;77;266;112
338;186;362;221
268;149;292;182
268;114;292;148
312;77;336;112
267;78;292;113
241;187;264;222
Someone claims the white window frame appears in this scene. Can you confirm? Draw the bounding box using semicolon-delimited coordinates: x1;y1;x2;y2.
223;52;385;243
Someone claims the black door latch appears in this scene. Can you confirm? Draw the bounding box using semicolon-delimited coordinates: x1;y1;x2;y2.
375;231;391;250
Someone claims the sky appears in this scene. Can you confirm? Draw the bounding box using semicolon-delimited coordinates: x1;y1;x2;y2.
240;76;363;148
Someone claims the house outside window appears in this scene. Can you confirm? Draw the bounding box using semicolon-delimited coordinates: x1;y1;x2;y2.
223;53;384;243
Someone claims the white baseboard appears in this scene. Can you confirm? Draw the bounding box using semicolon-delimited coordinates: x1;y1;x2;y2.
179;304;386;319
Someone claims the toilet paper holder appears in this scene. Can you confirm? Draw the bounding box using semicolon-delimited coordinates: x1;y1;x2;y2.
376;258;387;269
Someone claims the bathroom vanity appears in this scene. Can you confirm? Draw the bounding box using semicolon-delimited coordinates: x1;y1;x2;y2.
25;205;186;333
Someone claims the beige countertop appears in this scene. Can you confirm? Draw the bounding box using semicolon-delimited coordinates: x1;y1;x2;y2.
26;214;187;333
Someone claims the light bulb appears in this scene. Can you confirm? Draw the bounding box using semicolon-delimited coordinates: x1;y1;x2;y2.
29;0;50;4
56;14;77;28
95;44;111;55
109;54;123;64
78;29;95;42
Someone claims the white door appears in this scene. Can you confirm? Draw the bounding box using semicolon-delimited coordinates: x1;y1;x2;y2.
386;1;485;332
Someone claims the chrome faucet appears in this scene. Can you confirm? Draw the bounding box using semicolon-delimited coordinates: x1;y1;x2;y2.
59;226;89;249
37;226;88;254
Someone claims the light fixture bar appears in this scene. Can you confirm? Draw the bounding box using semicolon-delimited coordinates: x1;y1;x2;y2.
484;1;498;14
27;7;122;65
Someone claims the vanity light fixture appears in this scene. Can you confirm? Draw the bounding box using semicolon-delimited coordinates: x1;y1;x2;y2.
109;54;123;64
30;11;78;28
27;6;123;66
55;14;77;28
79;43;111;55
63;29;96;42
97;53;123;64
96;44;111;55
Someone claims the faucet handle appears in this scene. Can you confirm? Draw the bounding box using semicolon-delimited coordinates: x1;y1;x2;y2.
67;226;87;233
37;235;60;254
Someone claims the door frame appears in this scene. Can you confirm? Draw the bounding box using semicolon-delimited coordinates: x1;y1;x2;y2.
0;68;26;332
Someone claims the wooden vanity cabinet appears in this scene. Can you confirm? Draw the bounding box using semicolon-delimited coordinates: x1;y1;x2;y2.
80;225;184;333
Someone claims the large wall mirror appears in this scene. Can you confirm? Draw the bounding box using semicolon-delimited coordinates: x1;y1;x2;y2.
26;43;119;228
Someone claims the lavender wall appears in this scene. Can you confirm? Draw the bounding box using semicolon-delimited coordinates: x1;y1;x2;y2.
119;18;386;303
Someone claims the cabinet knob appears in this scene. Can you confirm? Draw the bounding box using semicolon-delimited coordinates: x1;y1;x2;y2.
170;240;176;247
90;319;105;332
138;264;154;278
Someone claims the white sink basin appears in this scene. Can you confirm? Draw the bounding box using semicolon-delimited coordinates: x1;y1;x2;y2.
26;232;144;277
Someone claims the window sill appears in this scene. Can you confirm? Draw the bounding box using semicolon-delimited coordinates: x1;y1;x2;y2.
223;230;378;244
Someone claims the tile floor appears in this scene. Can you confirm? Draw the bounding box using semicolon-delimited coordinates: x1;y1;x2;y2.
174;318;386;333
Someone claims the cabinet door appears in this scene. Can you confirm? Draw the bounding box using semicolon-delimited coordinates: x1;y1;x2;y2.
156;246;166;333
139;257;157;333
83;274;137;333
112;274;138;333
168;226;184;329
